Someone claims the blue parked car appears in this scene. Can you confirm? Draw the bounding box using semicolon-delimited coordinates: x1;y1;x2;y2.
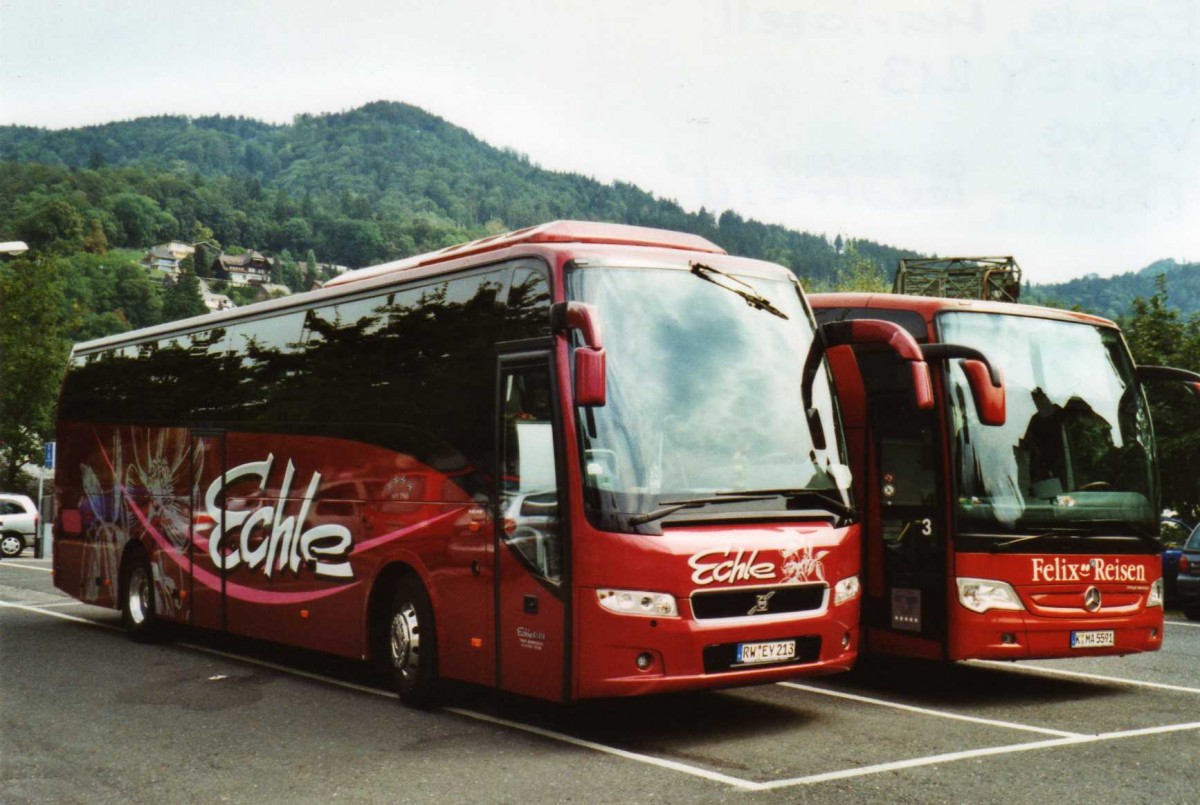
1177;525;1200;621
1161;518;1192;605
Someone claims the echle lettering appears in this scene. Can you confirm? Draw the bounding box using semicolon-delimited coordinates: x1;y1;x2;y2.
1031;557;1146;584
689;549;776;586
205;454;353;580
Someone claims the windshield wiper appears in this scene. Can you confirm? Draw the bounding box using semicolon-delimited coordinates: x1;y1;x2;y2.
989;522;1162;553
716;488;857;523
989;528;1092;552
690;262;789;320
627;494;777;526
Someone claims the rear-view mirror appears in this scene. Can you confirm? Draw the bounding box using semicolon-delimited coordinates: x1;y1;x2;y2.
962;359;1006;426
550;301;607;407
921;343;1006;427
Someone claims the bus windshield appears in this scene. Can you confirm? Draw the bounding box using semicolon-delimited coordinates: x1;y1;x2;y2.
567;264;851;531
939;312;1156;537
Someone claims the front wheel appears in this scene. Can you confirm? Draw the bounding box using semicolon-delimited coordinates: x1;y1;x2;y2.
0;533;24;558
1184;605;1200;622
121;553;165;642
385;577;440;708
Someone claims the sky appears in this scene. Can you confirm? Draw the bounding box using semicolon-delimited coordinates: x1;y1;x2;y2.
2;0;1198;284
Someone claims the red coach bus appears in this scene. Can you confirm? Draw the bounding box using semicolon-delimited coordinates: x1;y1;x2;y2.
810;292;1200;662
54;221;933;705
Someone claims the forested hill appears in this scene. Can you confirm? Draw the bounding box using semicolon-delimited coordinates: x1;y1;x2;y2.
0;101;917;283
1025;259;1200;319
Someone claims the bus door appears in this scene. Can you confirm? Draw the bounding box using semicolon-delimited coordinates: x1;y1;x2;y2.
494;355;569;700
189;430;225;632
857;350;947;649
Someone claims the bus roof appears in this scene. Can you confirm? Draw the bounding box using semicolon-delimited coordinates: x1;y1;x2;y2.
324;220;726;289
810;292;1117;330
71;221;749;356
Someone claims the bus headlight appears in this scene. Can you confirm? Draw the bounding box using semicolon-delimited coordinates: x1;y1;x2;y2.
597;589;679;617
956;578;1024;614
834;575;861;606
1147;578;1164;608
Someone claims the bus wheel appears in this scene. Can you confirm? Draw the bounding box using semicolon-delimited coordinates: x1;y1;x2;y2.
121;553;164;643
386;577;440;708
1185;605;1200;622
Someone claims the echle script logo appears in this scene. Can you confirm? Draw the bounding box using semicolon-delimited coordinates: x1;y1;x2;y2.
205;454;353;580
1030;557;1146;584
688;542;827;587
748;591;776;616
1083;586;1103;612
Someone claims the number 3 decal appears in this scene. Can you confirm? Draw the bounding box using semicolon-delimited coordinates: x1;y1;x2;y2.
919;518;933;537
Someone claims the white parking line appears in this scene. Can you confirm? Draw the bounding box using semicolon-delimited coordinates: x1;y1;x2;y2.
778;681;1083;738
970;660;1200;696
751;720;1200;791
0;562;53;573
0;600;119;629
1;600;762;790
1166;619;1200;629
5;600;1199;794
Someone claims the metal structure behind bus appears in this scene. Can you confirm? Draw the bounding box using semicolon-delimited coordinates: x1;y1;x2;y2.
53;221;937;706
811;292;1199;663
893;257;1022;303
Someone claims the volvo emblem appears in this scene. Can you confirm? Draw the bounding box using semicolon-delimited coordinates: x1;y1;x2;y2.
748;590;776;616
1083;586;1102;612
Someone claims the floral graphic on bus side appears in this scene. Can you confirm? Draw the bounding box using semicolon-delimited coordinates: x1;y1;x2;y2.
80;434;131;602
781;543;828;584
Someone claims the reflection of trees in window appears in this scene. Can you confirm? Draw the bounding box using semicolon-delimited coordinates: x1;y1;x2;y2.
61;262;555;500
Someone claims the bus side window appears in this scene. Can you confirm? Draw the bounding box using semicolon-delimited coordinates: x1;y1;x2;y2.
500;366;561;583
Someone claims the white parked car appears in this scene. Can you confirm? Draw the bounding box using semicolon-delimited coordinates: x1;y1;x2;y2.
0;493;39;557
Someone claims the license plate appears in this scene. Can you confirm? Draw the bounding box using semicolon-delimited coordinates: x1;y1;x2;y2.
1070;630;1115;648
736;639;796;665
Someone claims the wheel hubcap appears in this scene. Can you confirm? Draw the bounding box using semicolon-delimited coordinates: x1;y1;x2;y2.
1;536;21;555
389;601;421;682
128;567;150;625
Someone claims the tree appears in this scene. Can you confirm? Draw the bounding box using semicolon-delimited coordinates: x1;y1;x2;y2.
82;218;109;254
0;255;73;489
111;192;178;247
16;197;85;254
830;243;890;293
161;268;207;321
1122;275;1200;521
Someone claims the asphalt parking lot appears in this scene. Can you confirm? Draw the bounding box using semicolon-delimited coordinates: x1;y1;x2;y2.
2;555;1197;803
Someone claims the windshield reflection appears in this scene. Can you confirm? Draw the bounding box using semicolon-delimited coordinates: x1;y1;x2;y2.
939;312;1156;534
567;264;850;531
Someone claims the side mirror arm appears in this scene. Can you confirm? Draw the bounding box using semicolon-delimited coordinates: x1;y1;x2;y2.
802;319;934;449
1136;365;1200;402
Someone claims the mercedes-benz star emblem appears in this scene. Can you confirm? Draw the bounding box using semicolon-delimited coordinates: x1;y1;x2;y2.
1083;586;1102;612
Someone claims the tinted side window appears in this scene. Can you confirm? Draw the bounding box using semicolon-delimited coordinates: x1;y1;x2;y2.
294;269;504;494
505;261;552;341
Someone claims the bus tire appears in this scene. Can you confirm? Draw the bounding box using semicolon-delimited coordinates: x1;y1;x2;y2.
121;551;164;643
385;576;440;708
1184;605;1200;622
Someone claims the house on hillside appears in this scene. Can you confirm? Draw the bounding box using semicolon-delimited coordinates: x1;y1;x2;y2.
198;279;234;312
213;250;274;286
140;241;195;279
254;283;292;302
